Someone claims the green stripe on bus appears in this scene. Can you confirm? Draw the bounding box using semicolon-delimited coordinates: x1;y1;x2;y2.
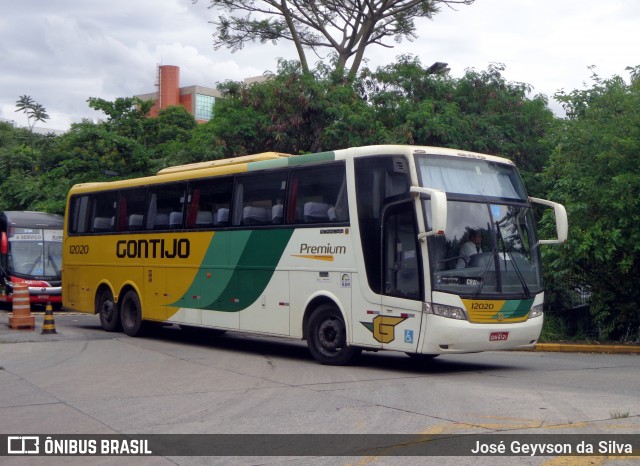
494;299;534;319
169;229;294;312
247;151;335;171
247;158;290;171
287;151;335;166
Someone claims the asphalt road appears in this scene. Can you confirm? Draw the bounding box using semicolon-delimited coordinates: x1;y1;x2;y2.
1;311;639;466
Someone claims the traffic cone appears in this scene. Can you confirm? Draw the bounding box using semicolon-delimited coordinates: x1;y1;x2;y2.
8;283;35;330
41;303;57;335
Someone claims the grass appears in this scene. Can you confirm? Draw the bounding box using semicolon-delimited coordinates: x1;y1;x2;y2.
609;410;630;419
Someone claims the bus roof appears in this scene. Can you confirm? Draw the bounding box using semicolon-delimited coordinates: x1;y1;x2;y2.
1;211;64;229
156;151;292;175
339;145;514;166
68;145;515;194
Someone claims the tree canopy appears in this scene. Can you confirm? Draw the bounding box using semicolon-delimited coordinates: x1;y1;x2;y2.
205;0;474;75
542;67;640;340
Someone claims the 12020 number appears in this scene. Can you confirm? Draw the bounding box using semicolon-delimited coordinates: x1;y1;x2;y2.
471;302;495;310
69;245;89;254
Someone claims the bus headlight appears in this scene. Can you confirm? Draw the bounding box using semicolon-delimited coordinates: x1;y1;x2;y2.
425;303;468;321
529;304;544;319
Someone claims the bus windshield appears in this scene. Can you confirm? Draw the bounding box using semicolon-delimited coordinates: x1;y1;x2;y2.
8;228;63;278
415;154;542;298
415;153;527;201
427;201;542;297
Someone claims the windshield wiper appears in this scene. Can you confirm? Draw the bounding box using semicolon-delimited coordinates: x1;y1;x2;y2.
504;249;530;298
48;253;60;276
472;222;498;298
27;256;42;275
495;220;531;298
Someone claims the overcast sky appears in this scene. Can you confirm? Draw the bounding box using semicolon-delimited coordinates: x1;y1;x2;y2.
1;0;638;131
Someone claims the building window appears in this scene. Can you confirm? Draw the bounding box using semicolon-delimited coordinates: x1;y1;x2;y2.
195;94;215;121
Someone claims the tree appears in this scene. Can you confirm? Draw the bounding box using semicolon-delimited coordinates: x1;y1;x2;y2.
360;58;555;190
543;67;640;340
15;95;50;132
195;60;385;157
181;58;553;168
87;96;154;142
146;106;198;170
205;0;474;75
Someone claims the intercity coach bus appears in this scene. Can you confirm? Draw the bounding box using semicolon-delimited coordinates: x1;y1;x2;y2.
62;145;567;364
0;211;64;309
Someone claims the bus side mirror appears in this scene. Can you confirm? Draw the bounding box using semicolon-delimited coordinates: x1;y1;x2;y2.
1;232;7;255
530;197;569;245
410;186;447;239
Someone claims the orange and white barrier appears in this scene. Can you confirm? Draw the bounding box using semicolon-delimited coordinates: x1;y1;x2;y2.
8;283;35;330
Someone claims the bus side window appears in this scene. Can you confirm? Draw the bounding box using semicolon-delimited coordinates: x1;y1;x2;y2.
288;163;348;225
146;183;186;230
188;177;234;229
90;191;117;233
69;195;91;234
118;188;147;232
234;172;287;227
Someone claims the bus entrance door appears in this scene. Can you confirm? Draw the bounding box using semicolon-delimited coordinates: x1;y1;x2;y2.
379;202;423;353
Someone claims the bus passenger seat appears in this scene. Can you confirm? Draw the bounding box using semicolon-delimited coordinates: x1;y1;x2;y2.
93;217;112;232
327;206;336;221
215;208;229;226
154;213;170;229
195;211;214;227
169;211;183;229
303;202;330;223
128;214;143;230
242;206;269;225
272;204;284;224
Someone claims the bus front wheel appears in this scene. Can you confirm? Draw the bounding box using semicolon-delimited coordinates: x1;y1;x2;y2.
120;290;144;337
306;304;361;365
97;288;121;332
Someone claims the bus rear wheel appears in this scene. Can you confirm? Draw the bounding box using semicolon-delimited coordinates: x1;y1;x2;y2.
306;304;361;365
97;288;121;332
120;290;144;337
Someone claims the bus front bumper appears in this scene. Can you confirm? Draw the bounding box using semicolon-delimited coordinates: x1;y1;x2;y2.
29;286;62;303
419;313;544;354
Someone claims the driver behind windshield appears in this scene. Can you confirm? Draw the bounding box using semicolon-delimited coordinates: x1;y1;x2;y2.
457;229;483;268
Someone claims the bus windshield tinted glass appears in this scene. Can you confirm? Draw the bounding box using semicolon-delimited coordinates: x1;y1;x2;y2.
8;228;63;278
426;201;542;297
416;154;527;200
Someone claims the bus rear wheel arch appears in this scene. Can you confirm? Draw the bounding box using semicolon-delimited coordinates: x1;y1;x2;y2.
96;286;121;332
306;303;361;365
120;289;144;337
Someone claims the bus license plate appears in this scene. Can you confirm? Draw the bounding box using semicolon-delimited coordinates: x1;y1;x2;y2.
489;332;509;341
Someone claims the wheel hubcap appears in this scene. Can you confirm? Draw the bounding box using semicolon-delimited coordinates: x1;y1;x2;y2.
318;319;342;353
102;300;114;321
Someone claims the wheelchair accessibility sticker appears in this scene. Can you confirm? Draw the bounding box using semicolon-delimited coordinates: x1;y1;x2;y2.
404;329;414;344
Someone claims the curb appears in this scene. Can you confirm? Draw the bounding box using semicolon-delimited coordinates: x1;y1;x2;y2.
528;343;640;354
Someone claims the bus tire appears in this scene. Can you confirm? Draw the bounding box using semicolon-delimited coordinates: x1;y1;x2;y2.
120;290;144;337
97;288;121;332
306;304;361;365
